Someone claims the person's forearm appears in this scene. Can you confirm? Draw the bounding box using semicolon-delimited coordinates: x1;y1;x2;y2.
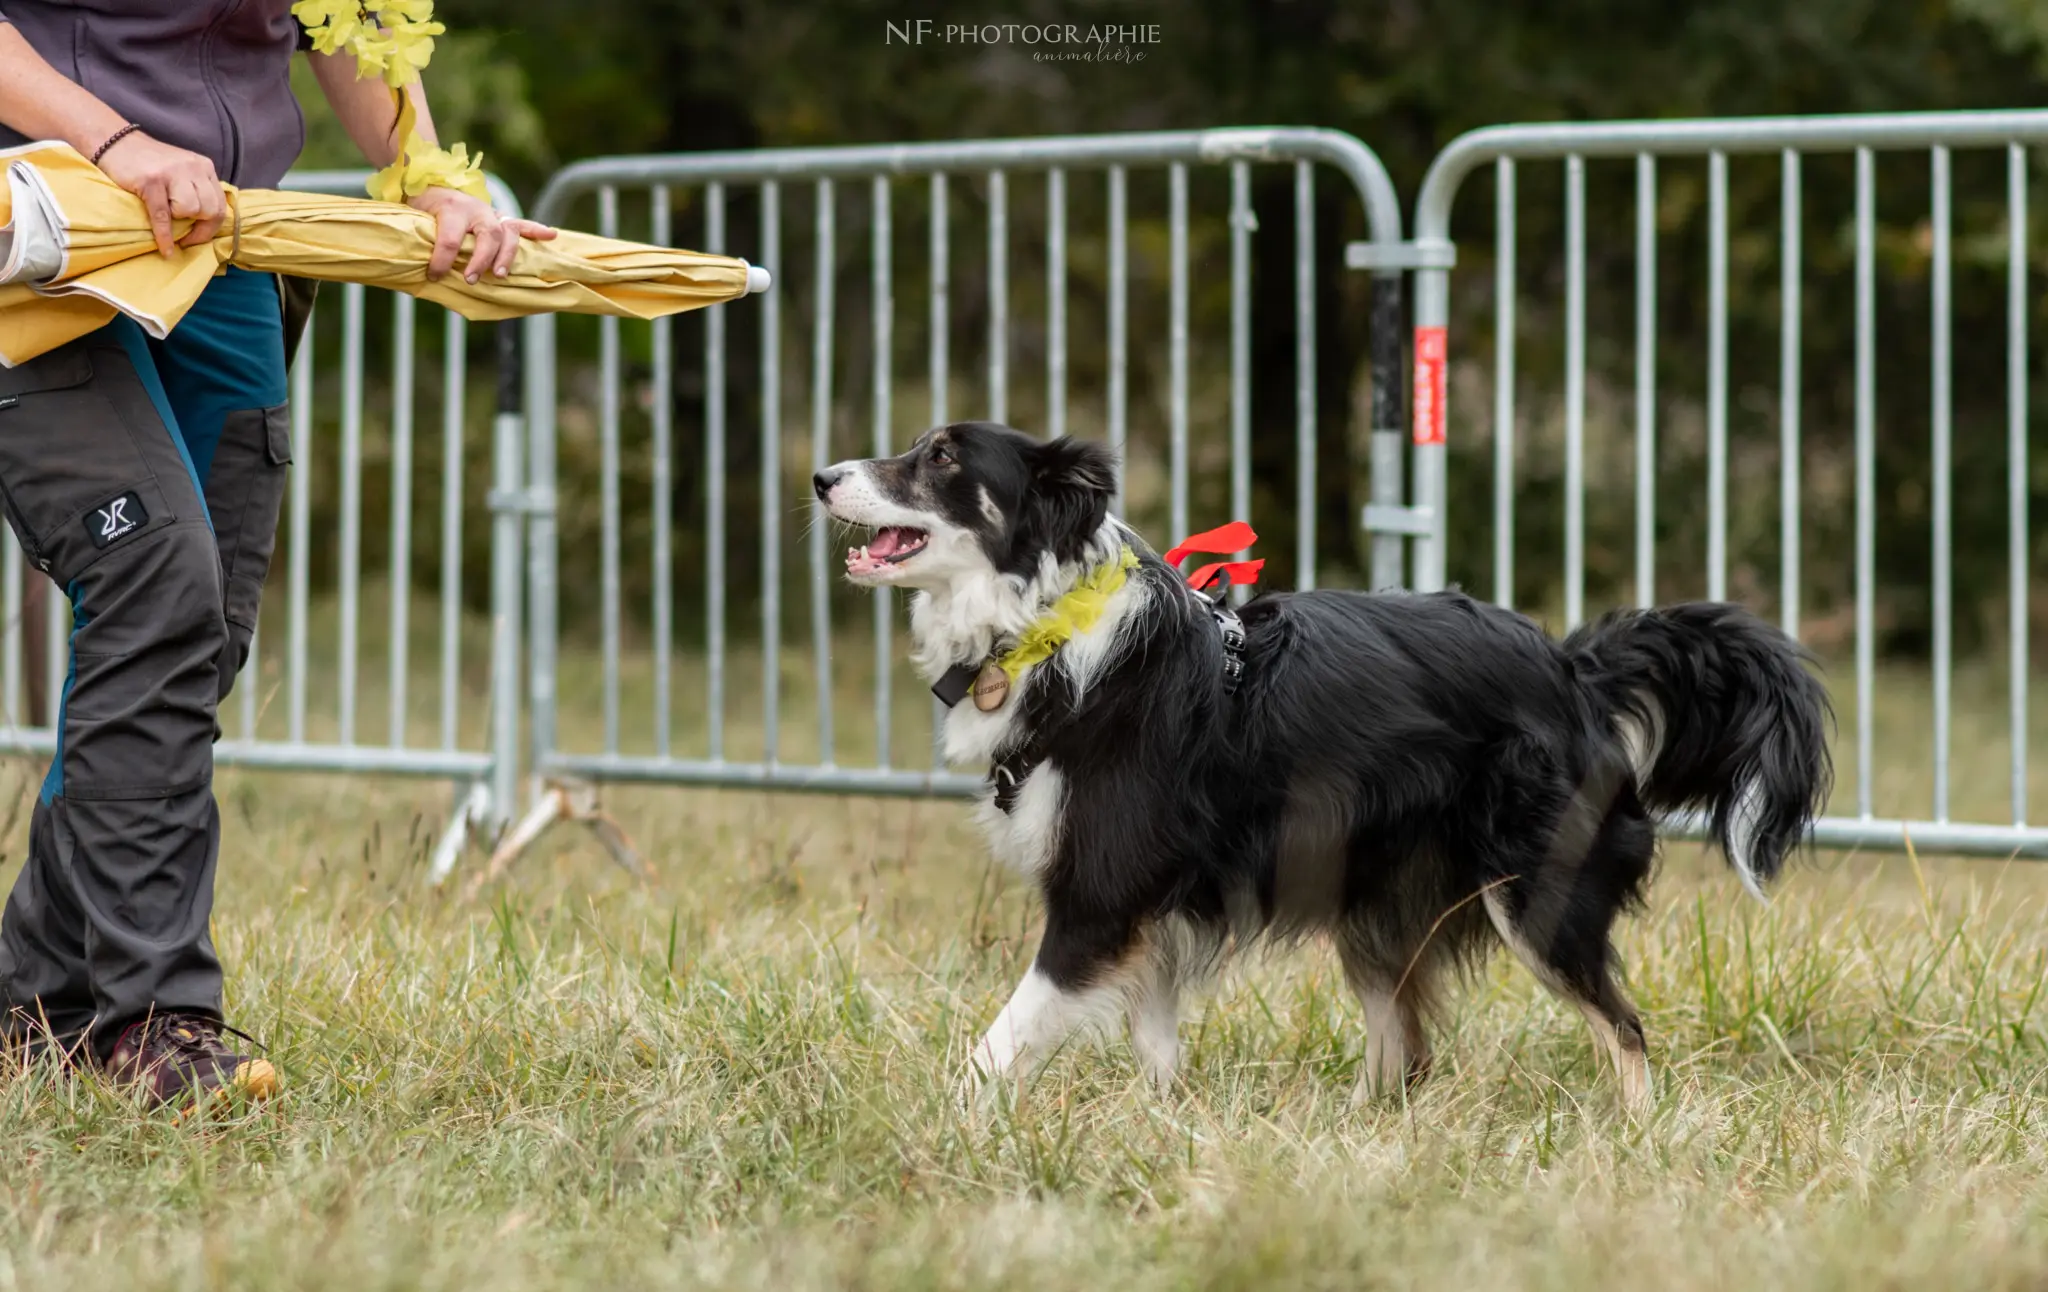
307;49;441;169
0;24;131;156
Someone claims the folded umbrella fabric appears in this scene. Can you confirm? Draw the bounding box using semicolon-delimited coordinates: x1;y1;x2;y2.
0;141;768;366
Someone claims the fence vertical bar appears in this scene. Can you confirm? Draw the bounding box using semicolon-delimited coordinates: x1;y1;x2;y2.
930;174;949;768
651;185;674;759
706;183;728;761
1564;154;1585;631
1108;165;1128;516
1636;154;1656;608
239;604;259;741
1047;167;1066;440
987;169;1007;423
1495;157;1516;607
1854;147;1875;819
240;635;259;741
1369;273;1406;593
1169;162;1189;543
1295;160;1316;591
761;180;782;765
388;293;416;747
488;320;523;829
1781;151;1802;639
288;310;312;745
872;176;893;767
598;186;621;755
931;173;949;429
1931;145;1952;822
338;282;364;745
523;309;557;793
2011;143;2030;827
1229;162;1253;601
809;177;837;766
441;310;466;751
1708;150;1729;603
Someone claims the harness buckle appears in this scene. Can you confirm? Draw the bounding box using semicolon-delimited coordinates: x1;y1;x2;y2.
1211;602;1247;696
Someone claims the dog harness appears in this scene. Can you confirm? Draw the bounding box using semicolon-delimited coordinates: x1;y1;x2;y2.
1167;521;1261;698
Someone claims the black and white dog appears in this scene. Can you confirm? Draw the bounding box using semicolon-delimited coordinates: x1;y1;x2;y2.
814;423;1831;1110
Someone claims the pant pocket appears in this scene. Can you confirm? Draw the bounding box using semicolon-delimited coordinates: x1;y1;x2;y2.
0;341;180;585
209;404;290;635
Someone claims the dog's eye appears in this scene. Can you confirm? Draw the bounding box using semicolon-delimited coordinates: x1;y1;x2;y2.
929;445;954;466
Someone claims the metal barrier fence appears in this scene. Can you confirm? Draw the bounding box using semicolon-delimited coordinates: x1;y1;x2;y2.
519;128;1411;810
0;169;525;877
1412;110;2048;858
4;114;2025;877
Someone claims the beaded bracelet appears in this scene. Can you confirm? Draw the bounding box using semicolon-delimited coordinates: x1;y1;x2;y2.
90;123;142;167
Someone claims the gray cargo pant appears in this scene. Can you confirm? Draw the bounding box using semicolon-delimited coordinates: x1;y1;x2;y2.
0;269;306;1061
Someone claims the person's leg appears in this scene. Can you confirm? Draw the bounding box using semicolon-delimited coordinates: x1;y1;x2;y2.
145;268;292;707
2;268;291;1098
0;327;229;1062
87;271;292;1102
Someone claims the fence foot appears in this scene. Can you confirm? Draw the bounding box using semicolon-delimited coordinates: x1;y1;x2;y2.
464;777;650;900
428;782;496;887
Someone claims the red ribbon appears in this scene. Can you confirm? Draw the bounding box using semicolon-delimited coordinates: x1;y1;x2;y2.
1164;521;1263;593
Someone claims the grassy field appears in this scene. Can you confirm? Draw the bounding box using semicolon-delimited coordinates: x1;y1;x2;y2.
4;619;2048;1290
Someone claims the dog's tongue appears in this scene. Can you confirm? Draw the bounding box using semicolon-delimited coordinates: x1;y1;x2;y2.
846;527;928;577
867;527;917;558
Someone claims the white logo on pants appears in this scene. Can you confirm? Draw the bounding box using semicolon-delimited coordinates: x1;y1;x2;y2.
98;498;134;540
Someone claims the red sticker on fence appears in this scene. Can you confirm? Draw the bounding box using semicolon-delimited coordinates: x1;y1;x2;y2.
1413;326;1447;446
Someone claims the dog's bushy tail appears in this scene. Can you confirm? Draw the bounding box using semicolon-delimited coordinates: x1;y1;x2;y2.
1565;603;1832;895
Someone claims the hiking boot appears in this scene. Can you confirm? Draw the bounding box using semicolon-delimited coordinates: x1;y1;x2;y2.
102;1013;278;1108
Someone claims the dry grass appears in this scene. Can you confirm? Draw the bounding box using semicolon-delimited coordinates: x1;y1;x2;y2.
2;616;2048;1290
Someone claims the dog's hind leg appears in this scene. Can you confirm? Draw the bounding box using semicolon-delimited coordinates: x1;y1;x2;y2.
1480;882;1653;1113
1477;756;1659;1113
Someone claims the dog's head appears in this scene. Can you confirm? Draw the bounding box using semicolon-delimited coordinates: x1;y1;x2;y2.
812;423;1118;590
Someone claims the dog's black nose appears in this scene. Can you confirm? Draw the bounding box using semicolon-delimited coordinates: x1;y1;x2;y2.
812;466;845;501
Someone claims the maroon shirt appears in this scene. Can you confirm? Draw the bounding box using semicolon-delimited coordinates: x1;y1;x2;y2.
0;1;306;187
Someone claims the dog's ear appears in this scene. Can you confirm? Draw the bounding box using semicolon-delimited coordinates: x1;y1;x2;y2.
1017;436;1118;562
1031;435;1118;498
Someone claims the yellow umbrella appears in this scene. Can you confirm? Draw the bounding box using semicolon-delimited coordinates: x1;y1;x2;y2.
0;140;769;367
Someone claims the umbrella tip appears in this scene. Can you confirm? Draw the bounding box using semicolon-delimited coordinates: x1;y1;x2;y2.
746;264;772;295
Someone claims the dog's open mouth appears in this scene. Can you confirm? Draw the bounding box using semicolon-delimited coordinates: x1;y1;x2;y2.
846;526;929;577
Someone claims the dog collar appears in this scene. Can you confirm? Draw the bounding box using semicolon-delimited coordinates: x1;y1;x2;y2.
931;546;1140;708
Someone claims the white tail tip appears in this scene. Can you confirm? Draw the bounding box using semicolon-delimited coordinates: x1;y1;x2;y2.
745;264;772;294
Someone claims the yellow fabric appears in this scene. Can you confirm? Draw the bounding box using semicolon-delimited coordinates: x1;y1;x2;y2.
996;547;1140;684
0;141;753;367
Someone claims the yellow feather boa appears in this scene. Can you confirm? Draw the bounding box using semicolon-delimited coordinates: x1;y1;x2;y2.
995;547;1140;684
291;1;490;204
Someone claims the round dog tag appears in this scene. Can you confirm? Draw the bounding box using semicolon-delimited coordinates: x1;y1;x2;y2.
972;661;1010;712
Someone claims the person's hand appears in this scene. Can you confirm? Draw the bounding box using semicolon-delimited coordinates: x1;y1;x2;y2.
407;187;557;283
93;130;227;256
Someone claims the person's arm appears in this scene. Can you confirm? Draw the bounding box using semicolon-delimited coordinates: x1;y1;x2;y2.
307;48;553;283
0;23;226;255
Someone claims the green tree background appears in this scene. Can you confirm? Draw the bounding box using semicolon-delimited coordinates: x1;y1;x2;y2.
290;1;2048;658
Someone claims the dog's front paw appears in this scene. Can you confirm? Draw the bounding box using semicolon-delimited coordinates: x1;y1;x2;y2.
953;1064;1009;1118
